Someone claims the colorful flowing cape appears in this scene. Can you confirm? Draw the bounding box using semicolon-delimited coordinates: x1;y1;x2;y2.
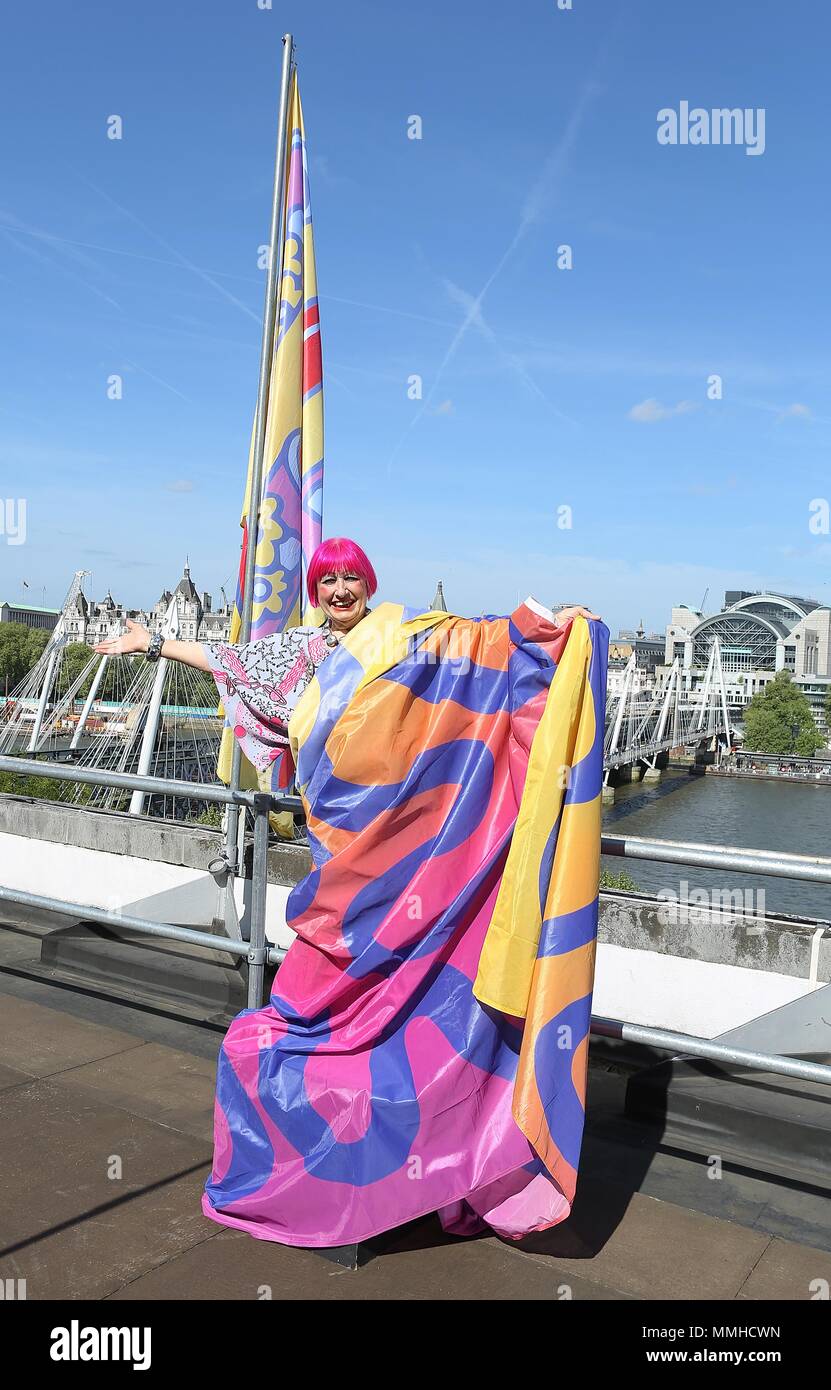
202;601;609;1245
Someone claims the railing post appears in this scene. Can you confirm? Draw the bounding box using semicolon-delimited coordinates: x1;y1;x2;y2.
246;792;272;1009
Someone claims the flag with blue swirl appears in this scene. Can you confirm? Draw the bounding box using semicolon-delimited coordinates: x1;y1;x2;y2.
202;602;609;1244
215;71;323;796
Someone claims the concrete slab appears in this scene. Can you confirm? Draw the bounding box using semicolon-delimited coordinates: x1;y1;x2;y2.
40;924;247;1020
1;963;826;1302
0;1076;211;1249
0;995;145;1077
0;922;44;966
746;1184;831;1253
737;1236;831;1301
586;1064;831;1253
625;987;831;1193
581;1122;831;1250
0;793;310;883
586;1136;761;1232
719;982;831;1054
0;1167;215;1301
0;1059;35;1092
510;1183;772;1300
49;1042;218;1144
0;903;56;936
107;1220;635;1301
0;951;227;1063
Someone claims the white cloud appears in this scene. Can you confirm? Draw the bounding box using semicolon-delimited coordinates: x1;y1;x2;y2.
628;398;697;423
776;402;812;422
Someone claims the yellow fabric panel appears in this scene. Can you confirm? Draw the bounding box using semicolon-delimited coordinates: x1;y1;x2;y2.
472;618;593;1018
288;677;321;763
542;795;601;921
288;604;450;767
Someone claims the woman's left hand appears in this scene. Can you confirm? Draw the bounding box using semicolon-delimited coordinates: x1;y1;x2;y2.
554;604;601;624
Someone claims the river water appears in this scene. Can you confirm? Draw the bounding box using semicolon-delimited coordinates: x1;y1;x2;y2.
601;767;831;922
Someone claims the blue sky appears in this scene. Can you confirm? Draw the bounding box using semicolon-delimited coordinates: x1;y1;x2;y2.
1;0;829;632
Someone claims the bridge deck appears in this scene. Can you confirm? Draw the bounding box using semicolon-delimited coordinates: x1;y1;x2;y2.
1;916;829;1302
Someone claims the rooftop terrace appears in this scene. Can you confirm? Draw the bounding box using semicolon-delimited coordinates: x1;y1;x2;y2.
2;906;828;1302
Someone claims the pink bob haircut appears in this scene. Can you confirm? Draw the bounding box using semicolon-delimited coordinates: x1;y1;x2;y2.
306;537;378;606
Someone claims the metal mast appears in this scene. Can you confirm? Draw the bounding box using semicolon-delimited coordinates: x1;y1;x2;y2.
221;33;296;908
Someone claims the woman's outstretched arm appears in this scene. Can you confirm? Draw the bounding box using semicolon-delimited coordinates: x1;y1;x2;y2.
93;619;210;671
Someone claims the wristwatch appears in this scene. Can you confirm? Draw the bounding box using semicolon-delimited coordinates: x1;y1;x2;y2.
145;631;164;663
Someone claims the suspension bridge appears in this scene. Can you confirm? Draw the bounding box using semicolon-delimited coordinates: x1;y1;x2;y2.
0;572;225;822
1;572;735;817
604;641;734;795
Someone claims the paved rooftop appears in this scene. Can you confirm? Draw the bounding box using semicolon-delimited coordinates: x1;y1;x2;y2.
1;911;830;1301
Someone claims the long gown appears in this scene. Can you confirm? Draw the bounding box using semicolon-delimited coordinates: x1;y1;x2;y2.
199;600;608;1245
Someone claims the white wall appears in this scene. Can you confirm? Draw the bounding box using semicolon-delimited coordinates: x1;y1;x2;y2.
0;831;295;948
593;940;816;1038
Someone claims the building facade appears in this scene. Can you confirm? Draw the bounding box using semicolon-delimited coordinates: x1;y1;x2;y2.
610;619;666;674
0;600;60;632
7;564;234;647
662;590;831;738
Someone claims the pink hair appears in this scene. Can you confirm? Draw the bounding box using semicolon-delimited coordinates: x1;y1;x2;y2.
306;537;378;606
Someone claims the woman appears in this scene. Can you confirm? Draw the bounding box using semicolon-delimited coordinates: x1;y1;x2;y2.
94;536;598;757
93;538;380;792
97;539;605;1246
94;535;376;685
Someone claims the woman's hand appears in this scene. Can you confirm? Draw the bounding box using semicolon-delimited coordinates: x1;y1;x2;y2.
92;622;211;671
553;604;601;624
93;619;150;656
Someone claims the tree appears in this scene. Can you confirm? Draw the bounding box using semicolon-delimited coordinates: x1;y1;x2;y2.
600;869;640;891
0;769;64;801
55;642;97;697
24;625;51;673
0;622;50;693
743;670;825;755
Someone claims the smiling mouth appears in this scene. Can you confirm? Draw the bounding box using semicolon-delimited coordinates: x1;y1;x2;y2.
331;598;356;608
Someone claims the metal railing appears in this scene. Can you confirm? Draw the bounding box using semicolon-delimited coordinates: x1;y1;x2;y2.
0;753;300;1008
592;1018;831;1086
0;753;301;813
1;753;830;1085
601;831;831;884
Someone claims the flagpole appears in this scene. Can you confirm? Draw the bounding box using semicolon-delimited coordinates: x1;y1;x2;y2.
223;31;295;888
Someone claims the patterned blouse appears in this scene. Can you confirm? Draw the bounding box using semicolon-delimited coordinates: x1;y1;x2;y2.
200;620;342;785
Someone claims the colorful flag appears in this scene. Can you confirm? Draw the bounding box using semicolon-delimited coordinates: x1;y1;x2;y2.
202;602;609;1246
216;71;323;791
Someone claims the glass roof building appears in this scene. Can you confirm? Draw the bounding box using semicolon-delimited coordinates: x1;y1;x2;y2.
662;591;831;739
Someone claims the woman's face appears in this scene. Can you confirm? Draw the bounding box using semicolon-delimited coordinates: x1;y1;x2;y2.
316;569;369;632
